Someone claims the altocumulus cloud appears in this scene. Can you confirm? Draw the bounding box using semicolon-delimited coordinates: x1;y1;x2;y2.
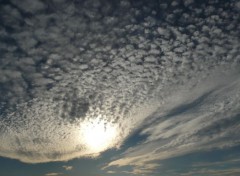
0;0;239;173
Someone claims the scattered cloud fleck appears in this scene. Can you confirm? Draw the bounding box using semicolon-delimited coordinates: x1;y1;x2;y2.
45;173;62;176
62;165;73;171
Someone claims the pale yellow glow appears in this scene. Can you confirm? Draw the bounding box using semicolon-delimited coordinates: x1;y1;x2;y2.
81;116;118;153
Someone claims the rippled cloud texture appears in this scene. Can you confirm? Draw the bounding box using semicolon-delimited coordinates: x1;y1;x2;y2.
0;0;239;175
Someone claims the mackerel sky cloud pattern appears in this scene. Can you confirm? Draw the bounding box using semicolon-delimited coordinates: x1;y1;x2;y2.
0;0;239;175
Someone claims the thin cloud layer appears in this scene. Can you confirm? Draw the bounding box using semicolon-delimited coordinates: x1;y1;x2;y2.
180;168;240;176
0;0;239;171
103;69;240;174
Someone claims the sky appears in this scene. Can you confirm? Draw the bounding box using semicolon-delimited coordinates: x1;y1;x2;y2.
0;0;240;175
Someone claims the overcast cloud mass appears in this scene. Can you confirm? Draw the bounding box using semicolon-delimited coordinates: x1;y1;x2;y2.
0;0;240;175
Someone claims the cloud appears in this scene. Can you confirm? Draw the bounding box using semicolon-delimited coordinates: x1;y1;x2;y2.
0;0;239;171
107;170;116;174
180;168;240;176
10;0;46;13
45;173;62;176
193;158;240;167
62;165;73;171
103;69;240;174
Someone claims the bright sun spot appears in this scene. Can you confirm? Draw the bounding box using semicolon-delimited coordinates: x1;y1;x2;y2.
81;116;118;153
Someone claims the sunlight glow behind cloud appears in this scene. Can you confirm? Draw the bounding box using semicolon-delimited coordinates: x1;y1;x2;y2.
80;115;118;153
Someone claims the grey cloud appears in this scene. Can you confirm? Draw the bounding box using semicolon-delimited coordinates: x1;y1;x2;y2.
10;0;46;13
0;0;239;168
